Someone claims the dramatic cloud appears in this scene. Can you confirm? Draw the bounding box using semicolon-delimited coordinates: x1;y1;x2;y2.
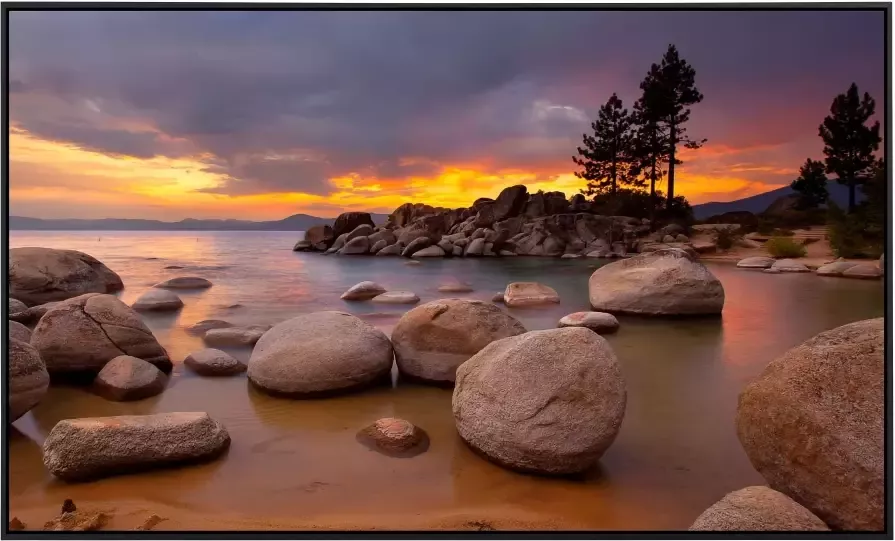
7;10;885;219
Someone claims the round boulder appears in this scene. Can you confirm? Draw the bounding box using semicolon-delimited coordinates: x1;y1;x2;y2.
355;418;429;457
132;289;184;312
341;236;370;255
93;355;167;401
689;486;829;531
9;298;27;314
588;249;724;316
491;292;505;303
412;245;446;258
184;348;246;376
452;327;627;474
371;291;420;305
9;339;49;421
736;318;883;531
10;320;32;342
503;282;560;307
558;312;619;334
392;299;526;384
340;281;387;301
31;294;171;374
736;256;775;269
153;276;212;289
247;311;394;396
9;248;123;306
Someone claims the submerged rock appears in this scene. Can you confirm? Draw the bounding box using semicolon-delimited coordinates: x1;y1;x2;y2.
392;299;526;384
736;256;775;269
9;247;123;306
184;348;246;376
93;356;167;401
31;294;171;374
9;339;49;421
557;312;619;334
689;486;829;531
736;318;883;530
203;325;270;347
340;281;387;301
437;283;474;293
371;291;420;305
185;319;233;336
503;282;560;307
453;328;626;475
153;276;212;289
356;418;429;457
42;412;230;482
588;249;724;316
132;289;184;312
248;311;393;396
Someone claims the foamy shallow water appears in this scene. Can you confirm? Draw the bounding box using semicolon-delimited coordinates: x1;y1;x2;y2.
8;231;885;529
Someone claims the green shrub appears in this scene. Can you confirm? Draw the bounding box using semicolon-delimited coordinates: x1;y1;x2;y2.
712;228;742;250
827;201;884;258
765;237;806;258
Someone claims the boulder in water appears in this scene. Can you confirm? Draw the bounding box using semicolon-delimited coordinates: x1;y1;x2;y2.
392;299;526;384
333;212;374;238
340;281;388;301
9;339;49;421
453;328;626;474
816;261;859;276
371;291;420;305
184;348;246;376
185;319;233;336
9;248;123;306
154;276;212;289
689;486;829;531
203;325;270;347
42;412;230;481
503;282;560;307
736;318;883;530
401;237;432;257
412;245;446;258
770;259;810;273
132;289;184;312
841;264;883;280
557;312;619;334
736;256;775;269
247;311;393;396
355;418;429;457
31;294;171;374
341;236;370;255
92;355;167;401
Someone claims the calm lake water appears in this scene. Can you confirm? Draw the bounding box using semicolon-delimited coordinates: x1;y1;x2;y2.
7;231;885;529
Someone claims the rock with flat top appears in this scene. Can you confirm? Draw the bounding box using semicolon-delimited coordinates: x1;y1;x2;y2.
184;348;246;376
689;486;829;531
9;248;123;306
132;289;183;312
558;312;619;334
154;277;212;289
42;412;230;481
203;325;270;347
503;282;560;307
736;256;775;269
371;291;420;305
93;355;167;401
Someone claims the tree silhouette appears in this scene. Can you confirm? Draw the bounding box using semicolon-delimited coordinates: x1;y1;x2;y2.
630;95;668;227
574;93;639;197
790;158;828;209
639;44;706;205
819;83;881;213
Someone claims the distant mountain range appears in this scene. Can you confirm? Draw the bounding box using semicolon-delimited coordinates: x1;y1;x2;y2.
691;181;856;220
9;213;390;231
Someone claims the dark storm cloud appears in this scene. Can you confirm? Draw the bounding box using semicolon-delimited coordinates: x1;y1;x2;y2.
8;10;885;196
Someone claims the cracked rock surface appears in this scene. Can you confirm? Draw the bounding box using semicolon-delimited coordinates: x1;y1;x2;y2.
31;294;171;374
9;248;123;306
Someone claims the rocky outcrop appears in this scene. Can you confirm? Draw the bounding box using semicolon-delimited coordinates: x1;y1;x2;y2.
689;486;829;531
333;212;375;238
154;277;212;289
453;328;626;474
294;224;333;251
184;348;246;376
588;249;724;316
355;418;429;457
557;312;619;334
9;339;49;422
9;248;123;306
31;294;171;374
391;299;526;384
503;282;560;307
132;289;184;312
248;311;393;396
736;318;883;531
92;356;167;401
42;412;230;481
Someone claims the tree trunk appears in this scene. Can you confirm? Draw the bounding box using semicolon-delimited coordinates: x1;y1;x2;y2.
667;122;676;206
649;158;657;231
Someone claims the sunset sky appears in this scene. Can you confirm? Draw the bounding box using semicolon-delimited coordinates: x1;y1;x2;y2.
8;10;885;221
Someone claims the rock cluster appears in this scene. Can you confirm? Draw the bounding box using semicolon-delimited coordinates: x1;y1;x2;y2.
294;185;670;258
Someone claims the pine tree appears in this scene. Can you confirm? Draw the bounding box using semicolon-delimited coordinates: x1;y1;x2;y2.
573;93;637;197
630;95;668;227
819;83;881;213
790;158;828;209
639;44;706;205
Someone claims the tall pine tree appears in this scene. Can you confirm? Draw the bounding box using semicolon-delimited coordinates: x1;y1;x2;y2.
790;158;828;209
574;93;637;197
630;95;668;226
818;83;881;213
639;44;705;205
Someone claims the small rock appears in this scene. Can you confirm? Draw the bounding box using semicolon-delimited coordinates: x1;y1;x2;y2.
9;517;25;531
203;325;270;347
560;253;581;259
558;312;619;334
491;292;505;303
340;281;387;301
841;264;883;280
770;259;810;273
185;319;233;336
412;245;446;258
356;418;429;457
93;356;167;401
736;256;775;269
503;282;560;307
135;514;165;531
437;283;474;293
689;486;829;531
10;320;32;342
132;289;184;312
153;277;212;289
371;291;420;305
62;499;77;513
184;348;246;376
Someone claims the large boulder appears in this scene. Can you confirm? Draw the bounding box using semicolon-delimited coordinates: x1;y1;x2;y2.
841;264;883;280
333;212;374;238
401;237;432;257
340;281;387;301
154;277;212;289
184;348;246;376
376;243;404;256
464;238;486;256
503;282;560;307
346;224;374;242
341;236;370;255
9;248;123;306
92;355;167;401
132;289;184;312
303;224;334;248
391;299;526;384
452;328;627;474
588;250;724;315
736;318;883;531
9;339;49;422
9;298;27;313
31;294;171;374
42;412;230;481
247;311;394;396
9;320;32;342
689;486;829;531
492;185;528;221
737;256;775;269
185;319;233;336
